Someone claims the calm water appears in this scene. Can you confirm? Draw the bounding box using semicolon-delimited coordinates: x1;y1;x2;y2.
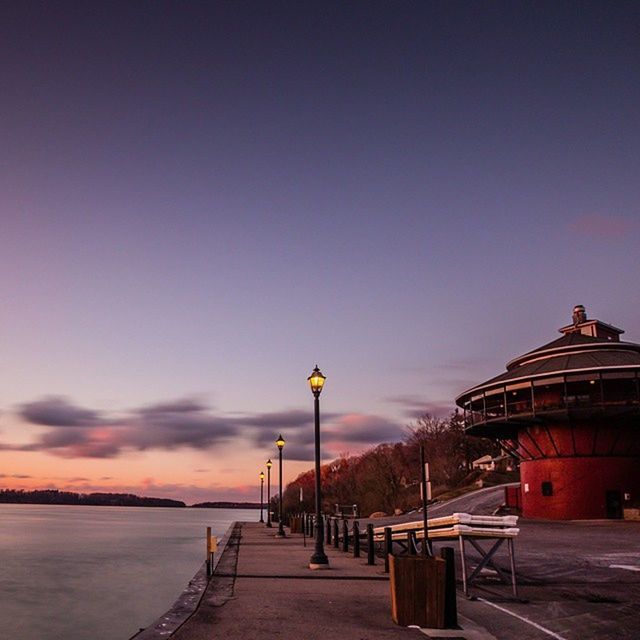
0;504;258;640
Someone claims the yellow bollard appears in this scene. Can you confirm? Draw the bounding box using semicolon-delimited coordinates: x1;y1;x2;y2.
206;527;217;576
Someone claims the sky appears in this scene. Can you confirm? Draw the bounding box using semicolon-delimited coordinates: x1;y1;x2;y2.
1;1;639;504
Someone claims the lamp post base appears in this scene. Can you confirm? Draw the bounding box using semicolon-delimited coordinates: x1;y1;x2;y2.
309;552;329;569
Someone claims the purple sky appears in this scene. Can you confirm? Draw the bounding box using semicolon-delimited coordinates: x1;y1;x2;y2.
1;1;639;502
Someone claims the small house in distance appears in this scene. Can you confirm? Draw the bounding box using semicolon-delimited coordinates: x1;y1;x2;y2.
456;306;640;520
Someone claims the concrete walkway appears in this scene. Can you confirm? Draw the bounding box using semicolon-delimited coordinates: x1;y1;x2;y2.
171;522;424;640
168;516;640;640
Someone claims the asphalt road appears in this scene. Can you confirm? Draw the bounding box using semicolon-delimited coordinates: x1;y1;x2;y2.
417;488;640;640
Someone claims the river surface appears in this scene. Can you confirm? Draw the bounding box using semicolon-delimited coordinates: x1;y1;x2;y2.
0;503;258;640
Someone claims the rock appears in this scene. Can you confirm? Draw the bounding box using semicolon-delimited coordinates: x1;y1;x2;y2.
369;511;388;518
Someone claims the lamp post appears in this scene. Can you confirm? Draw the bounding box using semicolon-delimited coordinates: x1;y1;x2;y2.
308;365;329;569
275;434;286;538
259;471;265;523
266;459;273;527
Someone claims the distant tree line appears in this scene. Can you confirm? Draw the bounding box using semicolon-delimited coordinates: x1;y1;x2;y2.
0;489;185;508
191;501;261;509
280;411;502;517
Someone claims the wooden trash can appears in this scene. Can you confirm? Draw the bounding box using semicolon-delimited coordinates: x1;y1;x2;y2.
389;555;446;628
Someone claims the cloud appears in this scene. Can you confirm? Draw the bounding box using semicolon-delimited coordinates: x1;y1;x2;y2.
7;396;409;464
241;409;317;449
19;396;104;427
277;442;317;462
231;409;407;461
241;409;314;429
385;395;453;419
0;473;32;479
10;396;238;458
324;414;403;444
569;213;636;239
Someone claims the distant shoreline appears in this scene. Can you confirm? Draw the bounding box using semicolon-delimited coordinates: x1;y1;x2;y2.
0;489;260;509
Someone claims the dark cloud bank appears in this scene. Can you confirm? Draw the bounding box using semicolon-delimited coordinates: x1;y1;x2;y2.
5;394;443;461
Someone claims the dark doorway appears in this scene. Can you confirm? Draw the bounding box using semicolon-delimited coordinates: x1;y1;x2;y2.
605;490;623;519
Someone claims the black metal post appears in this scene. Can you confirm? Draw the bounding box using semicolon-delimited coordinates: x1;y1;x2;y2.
408;531;416;555
259;475;264;523
366;524;375;565
309;515;314;538
384;527;392;573
333;519;339;548
309;392;329;568
266;464;272;527
353;521;360;558
342;520;349;552
326;516;331;544
441;546;458;628
420;444;433;556
276;446;285;538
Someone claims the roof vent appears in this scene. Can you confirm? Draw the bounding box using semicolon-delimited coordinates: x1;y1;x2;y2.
572;305;587;326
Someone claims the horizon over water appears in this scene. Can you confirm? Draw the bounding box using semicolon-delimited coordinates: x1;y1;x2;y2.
0;503;258;640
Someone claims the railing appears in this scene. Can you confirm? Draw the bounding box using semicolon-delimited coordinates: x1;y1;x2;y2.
299;511;519;598
465;372;640;428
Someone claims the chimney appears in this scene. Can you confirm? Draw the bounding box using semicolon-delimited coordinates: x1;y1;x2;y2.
572;305;587;326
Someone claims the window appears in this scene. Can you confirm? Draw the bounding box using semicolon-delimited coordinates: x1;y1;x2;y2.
533;377;564;411
506;382;532;416
602;372;638;406
541;481;553;496
565;374;601;406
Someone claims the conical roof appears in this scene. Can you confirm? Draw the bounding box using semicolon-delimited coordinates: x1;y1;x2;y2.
456;309;640;402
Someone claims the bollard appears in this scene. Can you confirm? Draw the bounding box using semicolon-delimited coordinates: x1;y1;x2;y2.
384;527;393;573
326;516;332;545
367;524;375;565
342;520;349;552
309;516;314;539
333;518;340;548
353;521;360;558
407;531;417;555
440;547;458;629
206;526;212;577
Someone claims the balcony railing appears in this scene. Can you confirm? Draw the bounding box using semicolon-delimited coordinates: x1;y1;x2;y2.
463;370;640;428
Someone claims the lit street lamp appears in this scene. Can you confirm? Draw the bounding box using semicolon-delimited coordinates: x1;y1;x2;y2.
275;434;286;538
266;459;273;527
308;365;329;569
259;471;265;523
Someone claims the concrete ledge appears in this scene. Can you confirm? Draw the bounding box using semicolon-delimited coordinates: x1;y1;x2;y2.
130;521;238;640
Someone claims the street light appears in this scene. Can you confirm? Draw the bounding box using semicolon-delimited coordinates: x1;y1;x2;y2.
275;434;286;538
308;365;329;569
266;459;273;527
259;471;265;523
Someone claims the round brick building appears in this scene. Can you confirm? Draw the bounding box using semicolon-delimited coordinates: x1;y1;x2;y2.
455;306;640;519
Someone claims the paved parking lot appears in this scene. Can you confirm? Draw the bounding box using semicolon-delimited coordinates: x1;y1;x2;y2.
422;489;640;639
